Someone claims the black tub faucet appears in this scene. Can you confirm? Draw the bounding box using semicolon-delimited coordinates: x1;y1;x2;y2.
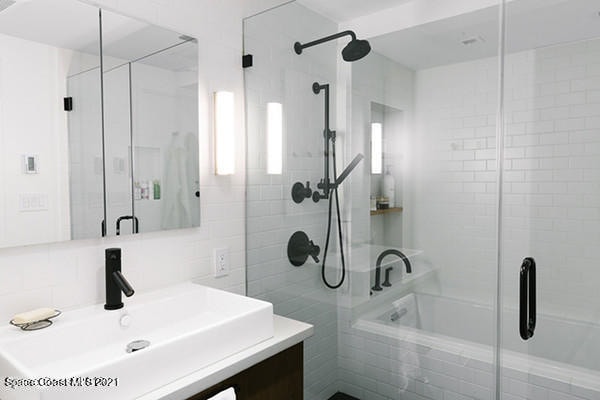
104;248;135;310
372;249;412;292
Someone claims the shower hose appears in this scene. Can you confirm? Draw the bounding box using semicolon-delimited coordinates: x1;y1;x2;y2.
321;135;346;289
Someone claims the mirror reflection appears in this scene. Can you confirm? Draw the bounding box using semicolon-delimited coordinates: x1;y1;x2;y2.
0;0;102;247
0;0;200;249
102;10;200;236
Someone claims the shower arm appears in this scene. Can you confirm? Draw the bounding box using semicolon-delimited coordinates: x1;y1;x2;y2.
294;31;357;55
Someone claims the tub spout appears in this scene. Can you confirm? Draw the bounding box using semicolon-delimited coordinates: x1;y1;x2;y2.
372;249;412;292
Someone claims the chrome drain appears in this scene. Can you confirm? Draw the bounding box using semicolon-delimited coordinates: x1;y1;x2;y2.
126;340;150;353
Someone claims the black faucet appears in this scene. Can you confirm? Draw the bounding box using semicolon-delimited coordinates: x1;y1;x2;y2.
382;267;393;287
104;248;135;310
372;249;412;292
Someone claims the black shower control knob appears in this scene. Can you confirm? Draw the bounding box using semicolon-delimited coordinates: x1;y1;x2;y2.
312;191;321;203
291;181;312;204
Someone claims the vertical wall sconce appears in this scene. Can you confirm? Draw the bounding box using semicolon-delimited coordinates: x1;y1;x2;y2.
214;91;235;175
371;122;382;174
266;102;283;175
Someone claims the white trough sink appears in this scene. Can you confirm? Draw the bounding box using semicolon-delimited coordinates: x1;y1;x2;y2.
0;283;273;400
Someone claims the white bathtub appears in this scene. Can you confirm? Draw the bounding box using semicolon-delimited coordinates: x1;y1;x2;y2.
349;293;600;400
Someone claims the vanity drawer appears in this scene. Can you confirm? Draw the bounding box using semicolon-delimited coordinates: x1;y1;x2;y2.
188;342;303;400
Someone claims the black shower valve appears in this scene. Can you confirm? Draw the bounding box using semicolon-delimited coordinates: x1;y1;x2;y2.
312;191;321;203
308;240;320;264
292;181;313;204
288;231;320;267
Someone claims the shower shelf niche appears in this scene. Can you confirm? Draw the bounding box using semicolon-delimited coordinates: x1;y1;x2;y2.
370;207;403;216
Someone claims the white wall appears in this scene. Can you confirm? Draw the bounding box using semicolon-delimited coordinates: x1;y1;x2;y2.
0;34;72;248
0;0;251;323
408;55;500;305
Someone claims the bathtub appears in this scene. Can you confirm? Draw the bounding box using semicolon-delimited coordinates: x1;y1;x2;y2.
348;293;600;400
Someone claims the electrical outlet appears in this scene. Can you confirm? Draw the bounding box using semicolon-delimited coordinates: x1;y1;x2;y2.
213;247;229;277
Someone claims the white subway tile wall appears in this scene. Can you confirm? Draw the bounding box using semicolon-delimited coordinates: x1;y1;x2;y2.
336;36;600;400
502;39;600;322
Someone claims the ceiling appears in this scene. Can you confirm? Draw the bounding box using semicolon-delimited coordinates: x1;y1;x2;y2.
369;0;600;70
0;0;99;52
4;0;600;72
297;0;414;23
0;0;195;72
295;0;600;70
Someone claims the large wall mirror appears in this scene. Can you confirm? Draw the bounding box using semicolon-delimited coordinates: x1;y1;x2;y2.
101;9;200;237
0;0;200;249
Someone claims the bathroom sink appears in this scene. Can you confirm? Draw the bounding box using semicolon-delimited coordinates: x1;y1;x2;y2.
0;283;273;400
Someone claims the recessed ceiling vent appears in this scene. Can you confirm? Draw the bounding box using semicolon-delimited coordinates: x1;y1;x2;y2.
461;35;485;46
0;0;16;12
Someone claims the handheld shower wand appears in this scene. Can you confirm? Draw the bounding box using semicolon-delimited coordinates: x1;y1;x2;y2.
311;81;364;289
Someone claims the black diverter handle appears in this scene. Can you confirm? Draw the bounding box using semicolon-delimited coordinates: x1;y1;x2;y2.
519;257;536;340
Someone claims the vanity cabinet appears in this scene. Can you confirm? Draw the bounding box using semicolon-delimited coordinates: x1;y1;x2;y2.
187;343;303;400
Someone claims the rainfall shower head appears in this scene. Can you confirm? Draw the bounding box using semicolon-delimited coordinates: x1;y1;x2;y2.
341;39;371;62
294;30;371;62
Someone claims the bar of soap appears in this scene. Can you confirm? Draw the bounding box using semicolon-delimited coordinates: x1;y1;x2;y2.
12;308;57;324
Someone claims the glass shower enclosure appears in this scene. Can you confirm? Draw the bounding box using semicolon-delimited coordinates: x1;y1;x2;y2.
244;0;600;399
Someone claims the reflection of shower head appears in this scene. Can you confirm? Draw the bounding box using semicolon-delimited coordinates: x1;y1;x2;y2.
335;153;364;186
294;30;371;62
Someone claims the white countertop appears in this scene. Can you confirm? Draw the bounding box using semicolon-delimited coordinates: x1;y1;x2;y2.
137;315;313;400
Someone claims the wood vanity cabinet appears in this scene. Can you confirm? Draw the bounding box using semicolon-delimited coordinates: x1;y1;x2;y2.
187;343;303;400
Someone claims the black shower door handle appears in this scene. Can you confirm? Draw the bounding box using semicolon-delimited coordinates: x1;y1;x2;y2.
519;257;536;340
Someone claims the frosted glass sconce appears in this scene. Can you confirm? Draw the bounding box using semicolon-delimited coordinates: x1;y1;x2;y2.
266;102;283;175
371;122;382;174
214;91;235;175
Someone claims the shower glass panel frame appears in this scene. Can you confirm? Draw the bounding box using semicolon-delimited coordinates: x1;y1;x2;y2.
246;1;600;399
244;3;345;398
244;1;503;399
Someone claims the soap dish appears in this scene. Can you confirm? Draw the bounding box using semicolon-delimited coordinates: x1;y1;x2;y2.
9;310;61;331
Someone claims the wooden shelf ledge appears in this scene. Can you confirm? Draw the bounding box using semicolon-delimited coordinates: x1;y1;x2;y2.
370;207;403;216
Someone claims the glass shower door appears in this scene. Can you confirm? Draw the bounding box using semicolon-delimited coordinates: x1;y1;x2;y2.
500;0;600;398
344;4;503;399
245;1;504;399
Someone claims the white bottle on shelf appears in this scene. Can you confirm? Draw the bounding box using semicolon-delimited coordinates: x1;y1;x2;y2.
382;166;395;208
